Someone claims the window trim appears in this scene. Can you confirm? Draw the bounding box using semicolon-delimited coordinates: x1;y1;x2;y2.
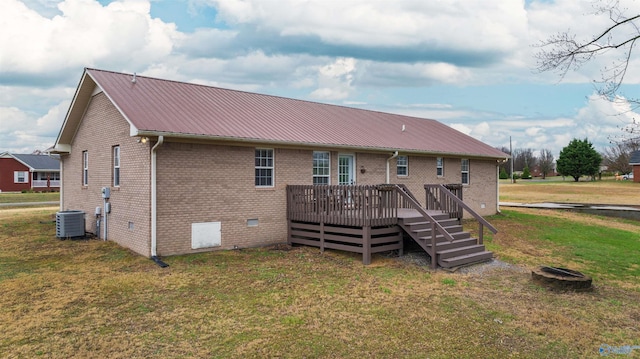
82;151;88;186
14;171;28;184
436;157;444;177
461;158;470;185
113;145;121;187
313;151;331;185
396;155;408;177
255;148;274;188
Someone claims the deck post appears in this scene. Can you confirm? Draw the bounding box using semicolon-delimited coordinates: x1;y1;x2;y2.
287;219;292;245
363;225;371;265
431;221;437;270
320;222;325;252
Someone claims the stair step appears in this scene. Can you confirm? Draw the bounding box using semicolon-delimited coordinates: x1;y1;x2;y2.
412;225;463;236
439;251;493;268
401;214;451;224
404;217;460;228
437;244;485;259
425;237;477;251
418;231;471;242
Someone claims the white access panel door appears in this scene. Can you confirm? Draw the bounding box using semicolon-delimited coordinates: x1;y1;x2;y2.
191;222;222;249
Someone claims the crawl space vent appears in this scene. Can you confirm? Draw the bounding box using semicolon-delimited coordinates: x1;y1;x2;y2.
191;222;221;249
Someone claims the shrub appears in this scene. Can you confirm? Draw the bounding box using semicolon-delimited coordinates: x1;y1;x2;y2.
499;168;509;179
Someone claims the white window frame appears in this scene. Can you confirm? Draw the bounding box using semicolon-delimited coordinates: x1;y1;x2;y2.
82;151;88;186
113;146;121;187
313;151;331;185
255;148;274;187
14;171;28;183
436;157;444;177
461;158;470;185
396;155;408;177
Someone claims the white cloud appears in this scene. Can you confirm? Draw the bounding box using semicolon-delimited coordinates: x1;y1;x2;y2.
211;0;527;53
310;57;356;100
1;0;180;74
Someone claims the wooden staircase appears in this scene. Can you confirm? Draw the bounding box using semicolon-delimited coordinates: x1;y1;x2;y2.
398;213;493;269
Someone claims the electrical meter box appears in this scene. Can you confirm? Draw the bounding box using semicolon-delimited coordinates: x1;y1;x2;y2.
101;187;110;199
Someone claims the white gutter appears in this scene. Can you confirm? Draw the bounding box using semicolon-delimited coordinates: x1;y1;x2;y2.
496;163;501;213
386;151;399;184
151;136;164;257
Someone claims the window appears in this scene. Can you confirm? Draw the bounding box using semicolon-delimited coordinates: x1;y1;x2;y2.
436;157;444;177
396;155;408;176
14;171;28;183
313;151;330;184
255;149;274;187
113;146;121;187
82;151;88;186
461;159;469;185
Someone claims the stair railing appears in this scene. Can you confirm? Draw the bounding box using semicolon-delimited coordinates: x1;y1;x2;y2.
425;184;498;244
392;184;455;269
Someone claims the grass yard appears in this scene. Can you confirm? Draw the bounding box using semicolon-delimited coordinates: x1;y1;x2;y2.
1;206;640;358
0;192;59;204
499;178;638;205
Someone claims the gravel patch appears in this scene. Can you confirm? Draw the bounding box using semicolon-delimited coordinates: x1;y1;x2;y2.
385;248;528;276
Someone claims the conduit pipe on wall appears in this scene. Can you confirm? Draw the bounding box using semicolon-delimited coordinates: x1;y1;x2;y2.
151;135;164;258
386;151;399;184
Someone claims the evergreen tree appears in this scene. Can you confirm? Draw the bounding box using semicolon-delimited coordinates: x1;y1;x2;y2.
522;165;532;179
499;167;509;180
556;138;602;182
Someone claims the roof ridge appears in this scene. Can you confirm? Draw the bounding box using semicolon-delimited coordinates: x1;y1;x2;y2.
85;68;436;122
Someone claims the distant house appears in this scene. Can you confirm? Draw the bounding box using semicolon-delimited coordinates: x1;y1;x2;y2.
0;152;60;192
51;68;508;267
630;151;640;182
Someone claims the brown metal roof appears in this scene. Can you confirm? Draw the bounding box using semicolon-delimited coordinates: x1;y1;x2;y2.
83;68;507;159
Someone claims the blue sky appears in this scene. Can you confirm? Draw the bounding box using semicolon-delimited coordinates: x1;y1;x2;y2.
2;0;640;158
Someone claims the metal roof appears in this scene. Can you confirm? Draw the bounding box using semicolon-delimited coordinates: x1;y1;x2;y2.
8;154;60;171
57;68;509;159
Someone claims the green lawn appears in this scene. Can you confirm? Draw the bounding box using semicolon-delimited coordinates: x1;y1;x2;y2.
1;208;639;357
0;192;59;204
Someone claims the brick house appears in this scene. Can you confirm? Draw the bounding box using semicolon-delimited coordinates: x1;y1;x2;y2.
630;151;640;182
51;68;508;264
0;152;60;192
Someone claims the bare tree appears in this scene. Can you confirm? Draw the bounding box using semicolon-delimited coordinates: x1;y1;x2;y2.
538;149;555;179
602;140;640;174
512;148;536;172
535;1;639;98
496;146;512;175
535;0;640;142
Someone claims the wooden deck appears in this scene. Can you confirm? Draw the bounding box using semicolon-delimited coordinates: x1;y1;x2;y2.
287;184;497;269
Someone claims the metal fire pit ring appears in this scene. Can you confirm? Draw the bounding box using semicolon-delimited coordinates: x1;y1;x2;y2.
531;266;593;291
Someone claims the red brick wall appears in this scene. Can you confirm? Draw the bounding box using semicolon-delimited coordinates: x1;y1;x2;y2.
0;158;30;192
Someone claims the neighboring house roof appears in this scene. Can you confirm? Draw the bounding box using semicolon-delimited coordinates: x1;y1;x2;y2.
0;153;60;171
55;68;509;159
631;151;640;165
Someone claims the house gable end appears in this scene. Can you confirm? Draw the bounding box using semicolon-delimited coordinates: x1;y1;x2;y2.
54;69;139;154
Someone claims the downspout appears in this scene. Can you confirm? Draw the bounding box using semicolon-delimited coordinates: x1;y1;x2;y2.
496;163;501;213
151;136;164;259
386;151;399;184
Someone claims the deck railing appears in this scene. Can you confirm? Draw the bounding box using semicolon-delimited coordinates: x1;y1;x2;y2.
424;184;497;244
425;184;463;219
287;184;413;227
32;180;61;188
